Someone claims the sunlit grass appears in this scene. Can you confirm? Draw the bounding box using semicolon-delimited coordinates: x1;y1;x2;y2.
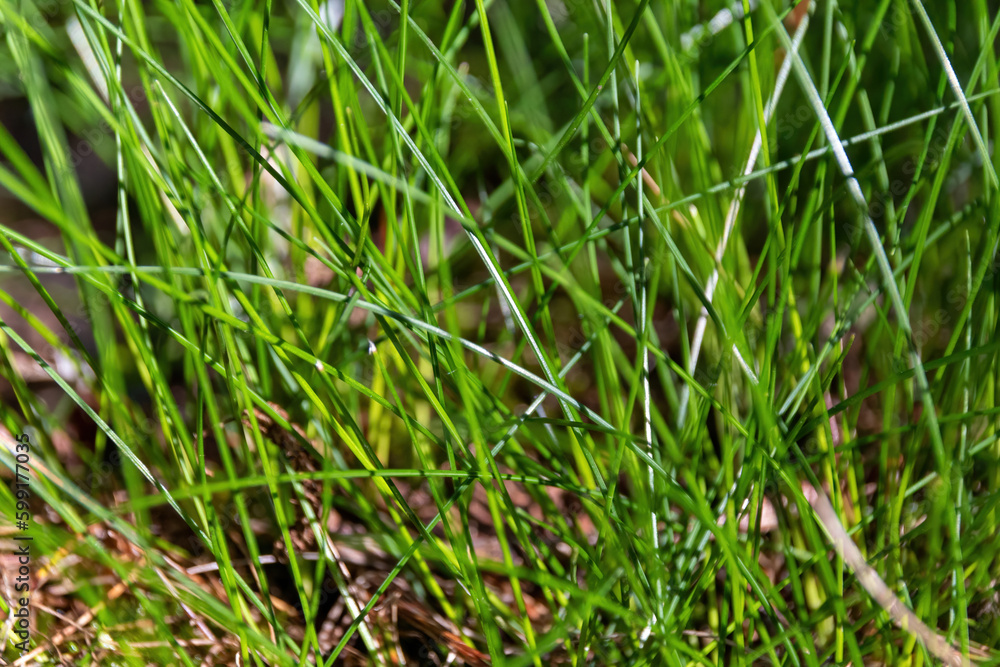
1;0;999;664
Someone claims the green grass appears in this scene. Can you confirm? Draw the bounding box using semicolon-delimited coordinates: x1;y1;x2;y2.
1;0;999;664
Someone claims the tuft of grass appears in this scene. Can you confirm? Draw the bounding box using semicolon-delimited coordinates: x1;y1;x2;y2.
1;0;999;664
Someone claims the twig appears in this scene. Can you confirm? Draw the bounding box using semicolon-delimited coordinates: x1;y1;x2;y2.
810;490;970;667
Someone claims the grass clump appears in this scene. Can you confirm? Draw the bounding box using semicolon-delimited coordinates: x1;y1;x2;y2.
0;0;999;664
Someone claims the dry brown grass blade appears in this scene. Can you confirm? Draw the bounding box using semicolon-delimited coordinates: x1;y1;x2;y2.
12;579;129;666
811;490;973;667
